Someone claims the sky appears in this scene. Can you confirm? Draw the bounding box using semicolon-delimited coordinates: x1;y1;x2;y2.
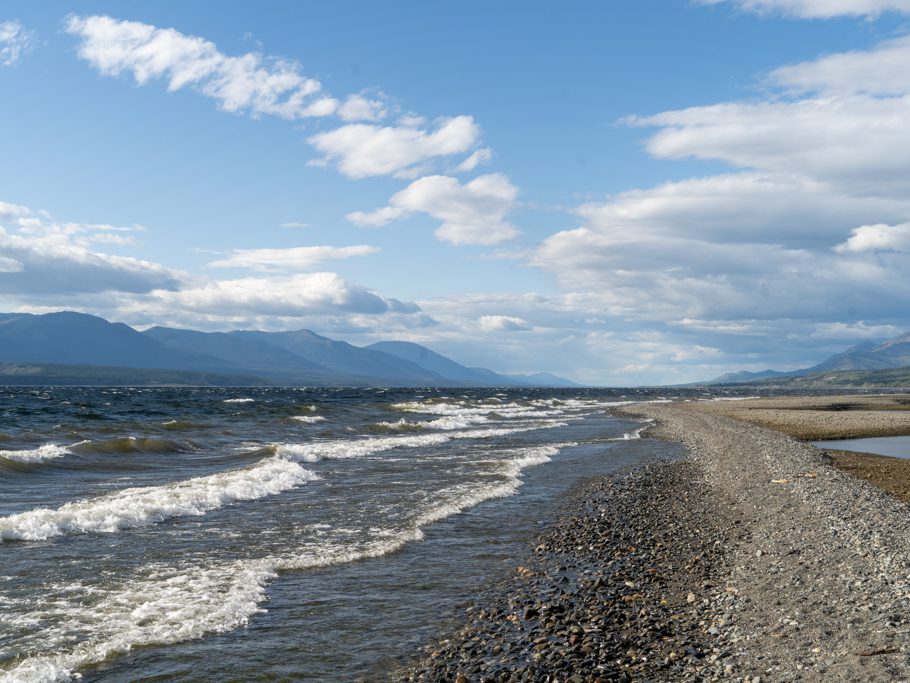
1;0;910;385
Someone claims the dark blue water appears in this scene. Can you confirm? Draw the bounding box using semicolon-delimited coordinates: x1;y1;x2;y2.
0;387;688;682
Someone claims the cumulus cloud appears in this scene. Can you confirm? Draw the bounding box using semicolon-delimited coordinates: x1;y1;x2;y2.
308;116;479;178
834;222;910;253
208;244;378;270
337;94;388;122
66;15;334;119
0;20;34;66
347;173;520;245
478;315;532;332
146;271;406;317
533;32;910;364
456;147;493;172
698;0;910;17
0;201;31;220
575;172;908;247
0;201;180;296
631;96;910;197
771;34;910;96
625;33;910;199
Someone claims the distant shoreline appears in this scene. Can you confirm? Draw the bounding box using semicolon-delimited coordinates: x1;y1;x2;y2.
397;395;910;681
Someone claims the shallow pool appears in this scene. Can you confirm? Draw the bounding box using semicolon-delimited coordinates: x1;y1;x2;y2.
813;435;910;458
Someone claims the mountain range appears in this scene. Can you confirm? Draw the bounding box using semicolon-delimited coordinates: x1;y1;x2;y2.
0;311;580;387
708;331;910;385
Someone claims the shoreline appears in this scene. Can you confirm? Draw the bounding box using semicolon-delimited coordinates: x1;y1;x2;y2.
395;396;910;681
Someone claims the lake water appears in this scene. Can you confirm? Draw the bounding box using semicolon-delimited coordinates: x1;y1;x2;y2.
0;386;695;682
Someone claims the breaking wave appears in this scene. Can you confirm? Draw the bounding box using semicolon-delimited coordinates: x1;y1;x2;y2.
0;458;319;542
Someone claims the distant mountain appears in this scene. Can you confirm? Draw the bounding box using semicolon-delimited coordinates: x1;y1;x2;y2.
806;334;910;373
0;311;578;387
367;341;581;387
0;362;270;386
367;341;519;385
708;369;792;384
143;327;334;382
705;330;910;385
232;330;445;385
502;372;583;388
753;366;910;389
0;312;232;372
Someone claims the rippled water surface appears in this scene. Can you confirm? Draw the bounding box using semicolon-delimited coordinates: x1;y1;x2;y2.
0;386;691;682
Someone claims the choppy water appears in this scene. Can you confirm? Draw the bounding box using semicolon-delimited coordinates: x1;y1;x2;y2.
0;386;697;682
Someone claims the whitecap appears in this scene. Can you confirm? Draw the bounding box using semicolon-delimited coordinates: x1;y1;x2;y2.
0;458;319;542
289;415;326;424
0;444;70;464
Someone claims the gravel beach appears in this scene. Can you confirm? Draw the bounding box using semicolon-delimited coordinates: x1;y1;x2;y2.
396;398;910;682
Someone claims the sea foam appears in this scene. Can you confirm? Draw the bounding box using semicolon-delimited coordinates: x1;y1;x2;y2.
0;441;574;682
0;458;318;542
0;444;71;464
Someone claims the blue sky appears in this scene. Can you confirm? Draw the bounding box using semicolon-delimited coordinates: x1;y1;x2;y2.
1;0;910;385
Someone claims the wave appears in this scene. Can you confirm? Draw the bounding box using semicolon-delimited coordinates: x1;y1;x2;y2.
161;419;211;431
223;398;254;404
288;415;326;424
0;420;567;545
0;444;71;464
608;419;654;441
0;559;276;683
389;398;607;426
0;442;572;682
273;423;566;464
369;419;425;433
72;437;196;455
0;458;319;542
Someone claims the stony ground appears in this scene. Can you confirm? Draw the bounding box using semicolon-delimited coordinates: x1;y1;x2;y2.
394;459;738;682
394;402;910;682
688;394;910;440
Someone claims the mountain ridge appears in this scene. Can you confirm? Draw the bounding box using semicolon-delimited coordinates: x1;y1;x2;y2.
704;329;910;385
0;311;579;387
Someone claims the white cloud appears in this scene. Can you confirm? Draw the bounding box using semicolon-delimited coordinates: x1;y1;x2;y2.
208;244;378;270
834;222;910;253
771;34;910;96
478;315;532;332
308;116;479;179
624;36;910;201
532;33;910;354
66;15;332;120
0;202;181;296
279;222;311;229
698;0;910;17
146;271;405;317
346;206;407;228
0;256;23;273
0;201;31;220
575;172;909;247
809;321;903;338
0;20;34;66
347;173;520;245
337;94;388;122
631;95;910;197
456;147;493;172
